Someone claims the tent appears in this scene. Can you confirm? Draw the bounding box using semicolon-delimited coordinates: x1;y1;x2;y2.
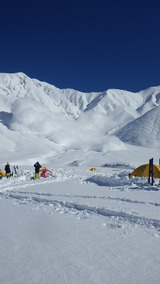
0;169;5;177
90;167;96;171
129;164;160;179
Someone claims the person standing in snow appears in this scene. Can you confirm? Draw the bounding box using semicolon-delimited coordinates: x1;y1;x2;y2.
34;161;42;179
5;162;11;178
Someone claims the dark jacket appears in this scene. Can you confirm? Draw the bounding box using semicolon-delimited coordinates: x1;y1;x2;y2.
34;162;42;173
5;164;11;174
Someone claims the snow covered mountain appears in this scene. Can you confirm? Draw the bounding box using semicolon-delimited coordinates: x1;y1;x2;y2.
0;72;160;165
116;105;160;147
1;73;160;284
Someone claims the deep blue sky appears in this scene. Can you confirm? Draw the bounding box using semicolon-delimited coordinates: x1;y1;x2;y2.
1;0;160;92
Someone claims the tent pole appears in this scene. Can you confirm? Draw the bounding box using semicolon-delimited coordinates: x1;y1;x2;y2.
148;158;153;185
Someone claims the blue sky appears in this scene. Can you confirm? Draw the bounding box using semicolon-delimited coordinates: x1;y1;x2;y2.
1;0;160;92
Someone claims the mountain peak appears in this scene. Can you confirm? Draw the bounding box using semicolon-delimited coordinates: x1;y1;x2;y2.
0;72;160;162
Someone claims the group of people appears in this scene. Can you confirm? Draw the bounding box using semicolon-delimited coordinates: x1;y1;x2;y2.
1;161;51;179
34;161;51;179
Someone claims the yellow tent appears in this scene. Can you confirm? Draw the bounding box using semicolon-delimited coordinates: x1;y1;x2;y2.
129;164;160;178
90;167;96;171
0;169;5;177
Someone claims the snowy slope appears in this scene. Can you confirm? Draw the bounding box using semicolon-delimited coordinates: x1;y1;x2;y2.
116;105;160;147
1;164;160;284
1;73;160;284
1;72;160;164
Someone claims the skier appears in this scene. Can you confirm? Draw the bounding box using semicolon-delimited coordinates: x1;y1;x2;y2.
5;162;11;178
34;161;42;179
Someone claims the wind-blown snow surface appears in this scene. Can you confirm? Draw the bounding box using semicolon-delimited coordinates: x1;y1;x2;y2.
1;72;160;283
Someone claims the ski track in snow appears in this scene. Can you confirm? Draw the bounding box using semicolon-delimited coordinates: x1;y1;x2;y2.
0;168;160;235
1;190;160;233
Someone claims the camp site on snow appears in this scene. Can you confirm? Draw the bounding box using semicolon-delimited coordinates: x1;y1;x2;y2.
1;158;160;187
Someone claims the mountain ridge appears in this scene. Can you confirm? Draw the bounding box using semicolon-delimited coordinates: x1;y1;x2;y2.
0;72;160;159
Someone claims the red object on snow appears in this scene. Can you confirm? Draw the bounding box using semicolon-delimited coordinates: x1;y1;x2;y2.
40;167;52;178
41;171;46;178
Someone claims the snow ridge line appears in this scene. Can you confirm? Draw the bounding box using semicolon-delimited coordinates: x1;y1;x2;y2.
1;191;160;230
